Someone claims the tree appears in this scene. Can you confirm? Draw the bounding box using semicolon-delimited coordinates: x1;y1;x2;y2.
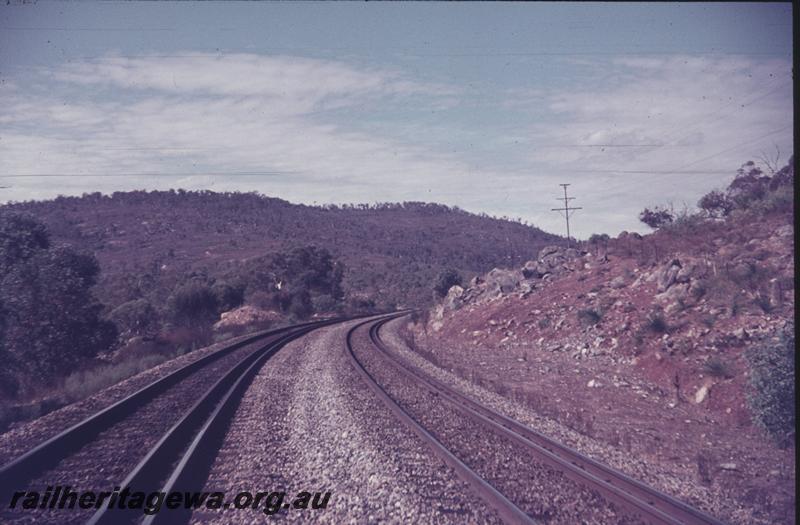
166;281;219;328
638;206;675;229
211;281;245;312
433;268;462;298
0;213;117;390
697;190;733;218
109;299;160;339
728;161;767;208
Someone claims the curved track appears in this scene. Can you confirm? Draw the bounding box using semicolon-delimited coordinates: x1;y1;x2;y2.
346;315;727;525
0;317;344;524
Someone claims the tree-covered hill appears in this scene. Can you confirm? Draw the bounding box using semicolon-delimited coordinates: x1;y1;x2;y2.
2;191;561;311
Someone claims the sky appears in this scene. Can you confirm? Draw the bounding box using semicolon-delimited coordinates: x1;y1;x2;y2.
0;2;793;237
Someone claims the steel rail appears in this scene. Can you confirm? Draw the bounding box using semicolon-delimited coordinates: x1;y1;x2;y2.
0;317;336;501
346;315;537;525
87;319;339;525
369;316;726;525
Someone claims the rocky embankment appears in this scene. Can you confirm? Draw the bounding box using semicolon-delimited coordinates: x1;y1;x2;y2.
410;213;794;524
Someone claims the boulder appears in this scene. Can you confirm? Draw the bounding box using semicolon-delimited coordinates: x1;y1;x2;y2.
538;245;561;259
657;259;682;292
658;282;691;309
485;268;522;297
609;276;626;289
676;259;709;283
522;260;549;279
443;285;465;311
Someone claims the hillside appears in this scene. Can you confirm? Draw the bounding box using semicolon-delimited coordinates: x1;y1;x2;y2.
410;159;795;524
1;191;560;311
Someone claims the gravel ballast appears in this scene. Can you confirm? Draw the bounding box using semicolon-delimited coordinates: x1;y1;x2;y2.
194;317;500;524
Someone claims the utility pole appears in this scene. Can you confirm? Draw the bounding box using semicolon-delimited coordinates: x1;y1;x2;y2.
551;183;582;247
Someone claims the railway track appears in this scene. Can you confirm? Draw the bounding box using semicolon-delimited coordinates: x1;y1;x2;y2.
0;316;348;524
346;315;727;525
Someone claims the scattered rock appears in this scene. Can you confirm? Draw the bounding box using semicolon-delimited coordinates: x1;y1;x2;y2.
485;268;522;297
657;259;682;293
609;276;626;289
213;305;282;331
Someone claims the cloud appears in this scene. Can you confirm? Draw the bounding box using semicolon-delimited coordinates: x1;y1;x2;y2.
0;52;793;238
516;55;793;232
1;53;472;203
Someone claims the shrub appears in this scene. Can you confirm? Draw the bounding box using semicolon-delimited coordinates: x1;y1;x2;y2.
646;312;668;333
750;184;793;216
638;206;675;229
166;281;219;328
753;293;773;314
433;268;462;298
588;233;610;244
745;324;795;446
577;308;602;327
108;299;160;339
698;190;733;218
62;352;173;403
287;289;313;319
211;281;245;312
702;357;734;379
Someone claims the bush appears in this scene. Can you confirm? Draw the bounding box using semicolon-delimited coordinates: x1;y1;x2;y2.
638;206;675;229
698;190;733;218
702;357;734;379
287;289;313;319
646;312;668;333
62;352;173;403
660;208;706;236
745;324;795;446
166;281;219;328
433;268;462;298
211;281;245;312
108;299;160;339
577;308;602;327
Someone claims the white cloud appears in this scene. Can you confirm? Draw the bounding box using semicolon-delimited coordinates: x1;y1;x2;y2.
0;52;793;238
1;53;472;203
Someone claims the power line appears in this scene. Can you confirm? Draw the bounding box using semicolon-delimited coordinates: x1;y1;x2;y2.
0;171;298;179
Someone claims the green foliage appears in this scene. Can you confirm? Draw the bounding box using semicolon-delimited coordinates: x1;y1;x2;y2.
287;288;313;319
646;312;668;333
433;268;462;298
0;213;50;274
638;206;675;229
577;308;602;327
588;233;610;244
166;281;219;327
62;352;171;403
698;190;733;218
745;324;795;446
0;213;117;391
211;281;245;312
702;357;734;379
108;299;160;339
270;246;344;299
660;208;707;236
